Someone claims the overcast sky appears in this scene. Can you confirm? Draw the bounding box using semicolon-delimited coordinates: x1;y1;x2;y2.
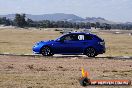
0;0;132;22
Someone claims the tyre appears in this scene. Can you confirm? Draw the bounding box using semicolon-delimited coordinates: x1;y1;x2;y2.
41;46;53;56
85;47;97;57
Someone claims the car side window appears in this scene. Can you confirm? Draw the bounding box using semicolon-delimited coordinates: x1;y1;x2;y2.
60;35;72;41
85;35;93;40
62;34;78;41
60;34;92;41
65;35;72;41
71;34;79;41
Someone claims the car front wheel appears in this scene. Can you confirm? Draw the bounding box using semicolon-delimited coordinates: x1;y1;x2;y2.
41;46;53;56
85;47;97;57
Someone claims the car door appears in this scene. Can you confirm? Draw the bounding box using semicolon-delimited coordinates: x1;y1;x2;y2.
52;34;80;54
52;34;90;54
63;34;82;53
70;34;89;53
67;34;92;53
51;34;72;54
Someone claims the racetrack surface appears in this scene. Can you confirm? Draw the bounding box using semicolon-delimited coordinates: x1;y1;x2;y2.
0;55;131;88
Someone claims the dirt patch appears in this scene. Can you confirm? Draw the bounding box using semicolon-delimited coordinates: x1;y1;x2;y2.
0;55;131;88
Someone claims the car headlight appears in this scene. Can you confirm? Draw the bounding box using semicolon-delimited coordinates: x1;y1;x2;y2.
33;43;39;48
34;42;40;46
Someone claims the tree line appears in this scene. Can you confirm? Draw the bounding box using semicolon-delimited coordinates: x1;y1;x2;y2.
0;14;132;30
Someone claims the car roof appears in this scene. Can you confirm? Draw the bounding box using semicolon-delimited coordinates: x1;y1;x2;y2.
66;32;99;38
56;32;97;40
65;32;93;35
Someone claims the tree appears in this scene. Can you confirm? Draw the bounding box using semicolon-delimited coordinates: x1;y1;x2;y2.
14;14;27;27
27;18;33;27
85;22;91;29
79;22;85;28
90;23;96;28
96;22;100;28
0;17;12;26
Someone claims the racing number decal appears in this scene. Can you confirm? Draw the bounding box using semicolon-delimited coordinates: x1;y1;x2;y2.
78;35;84;40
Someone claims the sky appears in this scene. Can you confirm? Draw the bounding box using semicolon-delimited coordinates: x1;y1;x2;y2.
0;0;132;22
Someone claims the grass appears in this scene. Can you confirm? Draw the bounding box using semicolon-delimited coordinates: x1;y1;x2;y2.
0;28;132;56
93;30;132;56
0;28;60;54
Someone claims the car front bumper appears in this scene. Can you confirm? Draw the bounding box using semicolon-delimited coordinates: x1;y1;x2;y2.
32;45;41;54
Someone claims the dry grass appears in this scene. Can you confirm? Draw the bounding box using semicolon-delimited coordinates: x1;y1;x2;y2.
0;28;60;54
97;31;132;56
0;55;132;88
0;28;132;56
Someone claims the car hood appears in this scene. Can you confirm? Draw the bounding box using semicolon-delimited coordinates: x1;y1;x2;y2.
36;40;54;44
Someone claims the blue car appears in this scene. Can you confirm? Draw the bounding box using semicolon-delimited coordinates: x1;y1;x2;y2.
32;32;105;57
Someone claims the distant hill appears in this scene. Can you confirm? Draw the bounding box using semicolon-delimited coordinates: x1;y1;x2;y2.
0;13;124;24
0;13;84;21
83;17;116;24
125;22;132;25
0;14;15;20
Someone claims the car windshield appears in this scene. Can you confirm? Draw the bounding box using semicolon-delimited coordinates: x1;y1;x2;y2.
54;34;66;41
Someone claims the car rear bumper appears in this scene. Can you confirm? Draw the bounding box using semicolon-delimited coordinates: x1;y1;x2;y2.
98;47;106;54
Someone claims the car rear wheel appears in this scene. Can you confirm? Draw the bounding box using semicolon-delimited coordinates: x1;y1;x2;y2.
85;47;97;57
41;46;53;56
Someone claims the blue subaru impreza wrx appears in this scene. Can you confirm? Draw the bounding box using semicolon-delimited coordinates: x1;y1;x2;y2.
32;32;105;57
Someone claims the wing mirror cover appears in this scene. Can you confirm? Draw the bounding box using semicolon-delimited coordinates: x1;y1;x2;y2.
56;38;64;42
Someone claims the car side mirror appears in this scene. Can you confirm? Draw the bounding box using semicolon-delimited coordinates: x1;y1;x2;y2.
56;38;64;43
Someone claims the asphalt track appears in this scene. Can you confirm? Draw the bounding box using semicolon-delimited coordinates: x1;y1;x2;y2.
0;53;132;60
